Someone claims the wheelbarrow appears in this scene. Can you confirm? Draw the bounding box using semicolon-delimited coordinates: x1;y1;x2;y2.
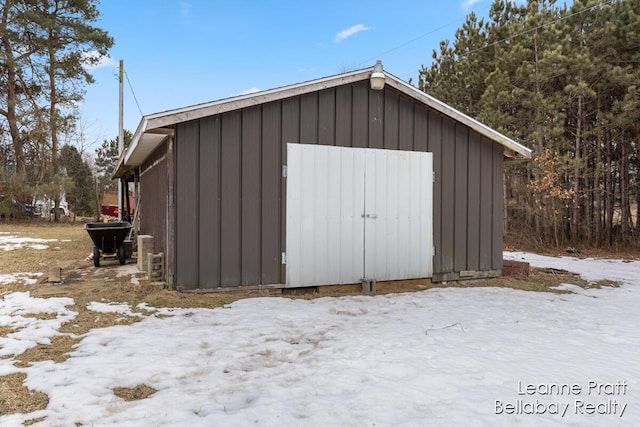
84;222;132;267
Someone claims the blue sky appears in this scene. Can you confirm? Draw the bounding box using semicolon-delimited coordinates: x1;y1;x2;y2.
79;0;499;151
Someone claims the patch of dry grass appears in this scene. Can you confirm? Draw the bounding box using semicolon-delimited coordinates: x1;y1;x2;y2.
15;335;79;367
113;384;157;401
0;373;48;416
0;221;91;274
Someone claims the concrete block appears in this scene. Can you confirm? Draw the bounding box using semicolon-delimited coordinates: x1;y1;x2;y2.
137;235;154;272
147;252;165;282
361;278;376;293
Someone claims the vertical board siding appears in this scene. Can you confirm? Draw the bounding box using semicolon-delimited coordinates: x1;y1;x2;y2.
467;131;482;272
454;124;468;272
440;116;456;272
198;116;221;288
335;85;352;147
220;111;242;286
383;91;399;150
281;97;299;281
413;107;428;153
241;107;262;285
369;89;384;149
429;113;443;274
492;142;504;270
300;92;318;144
175;122;199;289
261;103;282;284
352;83;368;148
398;97;414;151
318;89;336;146
170;82;507;288
479;136;494;271
139;141;168;256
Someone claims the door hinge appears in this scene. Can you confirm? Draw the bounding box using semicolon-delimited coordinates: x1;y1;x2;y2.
281;252;286;264
282;165;287;178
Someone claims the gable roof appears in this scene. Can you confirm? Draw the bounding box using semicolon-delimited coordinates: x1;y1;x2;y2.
114;64;531;178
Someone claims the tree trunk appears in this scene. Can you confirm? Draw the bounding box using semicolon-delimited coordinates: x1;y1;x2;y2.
48;36;60;222
594;126;602;248
0;4;26;182
584;136;592;243
620;136;630;244
605;130;614;246
572;95;582;243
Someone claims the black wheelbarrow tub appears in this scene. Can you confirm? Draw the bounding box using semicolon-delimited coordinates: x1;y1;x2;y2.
85;222;131;267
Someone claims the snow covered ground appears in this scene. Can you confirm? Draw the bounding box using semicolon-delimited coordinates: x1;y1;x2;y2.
1;252;639;426
0;233;57;251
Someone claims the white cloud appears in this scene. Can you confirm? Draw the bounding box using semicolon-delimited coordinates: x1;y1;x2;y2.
81;51;116;70
240;87;260;95
180;1;192;17
461;0;483;9
334;24;372;43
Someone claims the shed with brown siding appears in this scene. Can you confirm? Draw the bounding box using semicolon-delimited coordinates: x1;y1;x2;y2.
114;63;531;290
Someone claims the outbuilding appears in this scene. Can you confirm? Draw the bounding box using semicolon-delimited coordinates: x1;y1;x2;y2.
114;62;531;291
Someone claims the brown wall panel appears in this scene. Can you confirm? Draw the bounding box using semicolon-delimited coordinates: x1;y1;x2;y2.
281;97;299;280
413;107;428;153
139;141;167;256
466;131;481;271
440;116;456;272
335;85;352;147
492;142;504;270
383;91;399;150
175;122;199;289
300;93;318;144
454;125;468;272
368;89;384;149
318;89;336;146
220;111;242;286
479;137;493;271
241;107;262;285
429;113;442;273
261;103;282;284
198;116;221;288
352;82;368;148
398;97;414;151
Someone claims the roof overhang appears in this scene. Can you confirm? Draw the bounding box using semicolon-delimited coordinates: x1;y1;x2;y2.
114;64;531;178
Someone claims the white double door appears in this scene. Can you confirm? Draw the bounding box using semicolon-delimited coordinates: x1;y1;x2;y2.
286;143;433;287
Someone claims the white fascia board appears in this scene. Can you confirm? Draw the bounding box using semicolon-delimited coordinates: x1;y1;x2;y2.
144;70;372;130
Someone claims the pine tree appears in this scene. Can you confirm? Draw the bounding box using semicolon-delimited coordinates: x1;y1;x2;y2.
60;143;94;216
94;129;132;192
419;0;639;248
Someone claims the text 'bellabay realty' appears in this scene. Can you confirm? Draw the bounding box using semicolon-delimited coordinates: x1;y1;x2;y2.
495;380;628;418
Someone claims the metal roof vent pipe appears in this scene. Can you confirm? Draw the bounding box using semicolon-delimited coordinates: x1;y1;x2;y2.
370;60;385;90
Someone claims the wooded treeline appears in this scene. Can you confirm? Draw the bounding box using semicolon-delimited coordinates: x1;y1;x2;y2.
419;0;639;248
0;0;112;218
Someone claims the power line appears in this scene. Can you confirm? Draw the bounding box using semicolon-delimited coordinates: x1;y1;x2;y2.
356;14;471;69
362;0;614;81
125;71;144;117
457;0;615;63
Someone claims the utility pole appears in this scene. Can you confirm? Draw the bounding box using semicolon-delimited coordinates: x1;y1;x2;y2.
118;60;124;221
